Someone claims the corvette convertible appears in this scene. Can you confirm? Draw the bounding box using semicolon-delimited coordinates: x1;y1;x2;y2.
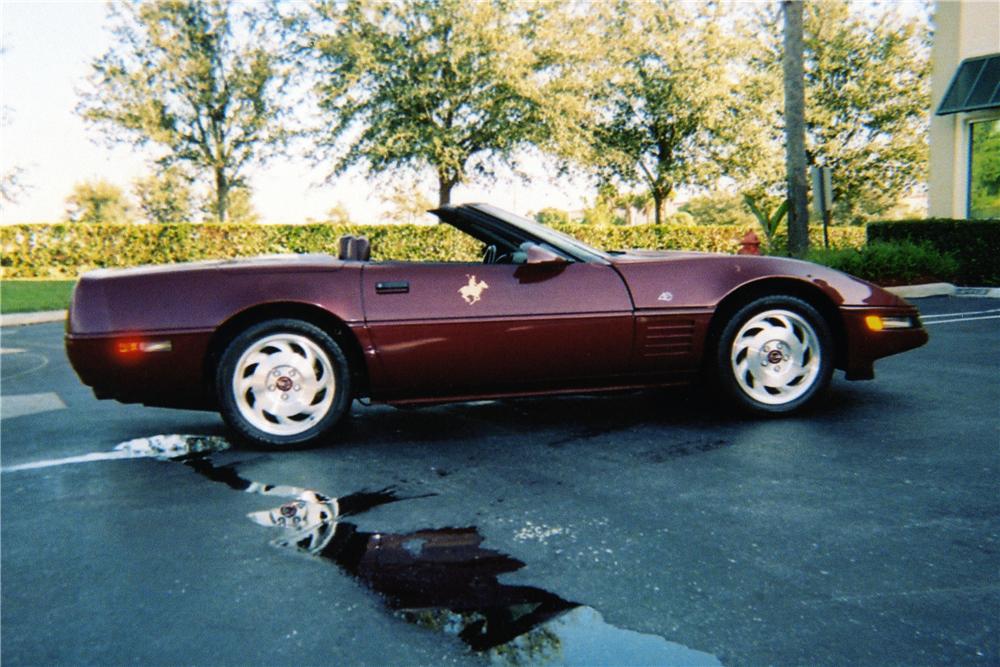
66;203;928;449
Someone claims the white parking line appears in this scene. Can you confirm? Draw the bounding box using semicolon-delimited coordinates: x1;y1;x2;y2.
2;450;137;472
921;308;1000;320
1;434;230;473
923;315;1000;326
0;392;67;420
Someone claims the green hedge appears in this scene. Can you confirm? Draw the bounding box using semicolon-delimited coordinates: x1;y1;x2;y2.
0;222;865;279
807;241;960;286
867;219;1000;285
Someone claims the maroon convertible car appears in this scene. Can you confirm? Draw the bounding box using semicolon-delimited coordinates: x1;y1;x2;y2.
66;203;927;449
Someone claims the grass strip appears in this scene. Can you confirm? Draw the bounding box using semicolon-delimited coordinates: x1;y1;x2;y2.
0;280;76;314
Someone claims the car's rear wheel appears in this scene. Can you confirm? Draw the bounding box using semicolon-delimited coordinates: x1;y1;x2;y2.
217;319;351;449
715;296;833;414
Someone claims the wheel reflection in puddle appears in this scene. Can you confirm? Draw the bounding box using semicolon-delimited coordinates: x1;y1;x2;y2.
129;435;723;666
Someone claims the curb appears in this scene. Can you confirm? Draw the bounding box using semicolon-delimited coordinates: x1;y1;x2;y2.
0;310;67;328
885;283;956;298
886;283;1000;299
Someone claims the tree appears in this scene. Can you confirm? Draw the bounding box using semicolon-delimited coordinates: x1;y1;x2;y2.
584;1;739;224
782;0;809;258
740;1;930;224
381;181;434;225
78;1;294;222
65;180;133;224
133;166;197;223
305;0;584;206
220;186;260;225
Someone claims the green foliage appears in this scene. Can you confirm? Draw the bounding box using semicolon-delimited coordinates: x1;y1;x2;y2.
680;192;756;227
970;119;1000;219
807;241;959;286
0;220;866;279
306;0;583;205
867;219;1000;285
533;208;571;226
79;1;294;222
666;211;696;226
580;201;622;226
743;195;789;244
320;203;354;226
64;180;133;224
0;279;77;314
133;166;196;224
380;182;434;225
585;1;738;224
217;187;260;225
741;1;930;223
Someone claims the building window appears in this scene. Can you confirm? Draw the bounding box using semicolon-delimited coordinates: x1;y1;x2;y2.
969;119;1000;219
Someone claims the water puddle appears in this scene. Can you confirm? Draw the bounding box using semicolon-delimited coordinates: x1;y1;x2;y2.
249;490;722;665
10;434;722;665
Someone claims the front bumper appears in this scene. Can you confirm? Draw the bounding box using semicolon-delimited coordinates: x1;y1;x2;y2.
839;307;929;380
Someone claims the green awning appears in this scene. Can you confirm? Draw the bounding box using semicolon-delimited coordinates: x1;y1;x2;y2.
937;53;1000;116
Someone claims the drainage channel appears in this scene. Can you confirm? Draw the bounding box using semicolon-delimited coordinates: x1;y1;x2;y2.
13;434;723;666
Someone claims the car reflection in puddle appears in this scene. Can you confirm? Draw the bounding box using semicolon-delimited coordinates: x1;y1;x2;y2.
151;435;723;666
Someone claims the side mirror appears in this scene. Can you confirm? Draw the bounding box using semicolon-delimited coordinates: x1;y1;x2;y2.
521;243;567;265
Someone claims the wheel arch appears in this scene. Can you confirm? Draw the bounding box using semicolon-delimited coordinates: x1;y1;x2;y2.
203;302;369;399
705;278;847;371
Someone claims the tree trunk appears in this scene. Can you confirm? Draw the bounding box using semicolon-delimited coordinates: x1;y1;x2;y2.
652;193;664;225
215;168;229;223
782;0;809;258
437;173;455;207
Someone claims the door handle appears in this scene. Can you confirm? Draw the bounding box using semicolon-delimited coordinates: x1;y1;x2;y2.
375;281;409;294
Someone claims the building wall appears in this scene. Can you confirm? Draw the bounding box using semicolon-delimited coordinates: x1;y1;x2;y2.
928;0;1000;218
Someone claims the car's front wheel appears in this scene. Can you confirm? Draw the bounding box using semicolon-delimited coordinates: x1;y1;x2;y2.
217;319;351;449
715;296;833;414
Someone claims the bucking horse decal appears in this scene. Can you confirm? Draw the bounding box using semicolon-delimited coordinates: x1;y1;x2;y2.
458;275;489;305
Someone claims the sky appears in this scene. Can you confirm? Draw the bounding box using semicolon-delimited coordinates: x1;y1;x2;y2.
0;0;590;225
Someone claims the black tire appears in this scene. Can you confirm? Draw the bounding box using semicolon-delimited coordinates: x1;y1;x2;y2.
714;296;833;414
216;319;352;449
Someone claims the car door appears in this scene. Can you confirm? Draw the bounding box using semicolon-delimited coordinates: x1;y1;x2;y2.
360;260;634;400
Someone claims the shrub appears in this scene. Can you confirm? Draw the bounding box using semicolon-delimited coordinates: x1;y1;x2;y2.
679;191;756;227
0;222;867;278
867;219;1000;285
808;241;960;286
533;208;572;226
765;226;867;255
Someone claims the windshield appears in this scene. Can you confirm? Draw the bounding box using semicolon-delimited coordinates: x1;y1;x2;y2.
471;204;611;263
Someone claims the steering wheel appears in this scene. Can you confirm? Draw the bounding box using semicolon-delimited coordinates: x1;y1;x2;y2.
482;244;497;264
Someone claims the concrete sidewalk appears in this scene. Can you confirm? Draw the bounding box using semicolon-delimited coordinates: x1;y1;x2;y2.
1;310;67;327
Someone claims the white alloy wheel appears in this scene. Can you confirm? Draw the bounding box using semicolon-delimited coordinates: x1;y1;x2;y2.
729;308;823;407
231;332;336;437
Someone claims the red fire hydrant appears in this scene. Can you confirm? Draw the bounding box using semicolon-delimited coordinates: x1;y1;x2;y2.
738;230;761;255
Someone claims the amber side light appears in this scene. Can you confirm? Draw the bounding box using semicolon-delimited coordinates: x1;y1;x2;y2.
116;339;172;354
117;340;143;354
865;315;914;332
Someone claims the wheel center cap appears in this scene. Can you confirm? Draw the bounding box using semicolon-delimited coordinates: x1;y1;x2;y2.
767;350;784;364
275;376;294;392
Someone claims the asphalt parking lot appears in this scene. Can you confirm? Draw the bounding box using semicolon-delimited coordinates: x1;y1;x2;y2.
1;296;998;666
